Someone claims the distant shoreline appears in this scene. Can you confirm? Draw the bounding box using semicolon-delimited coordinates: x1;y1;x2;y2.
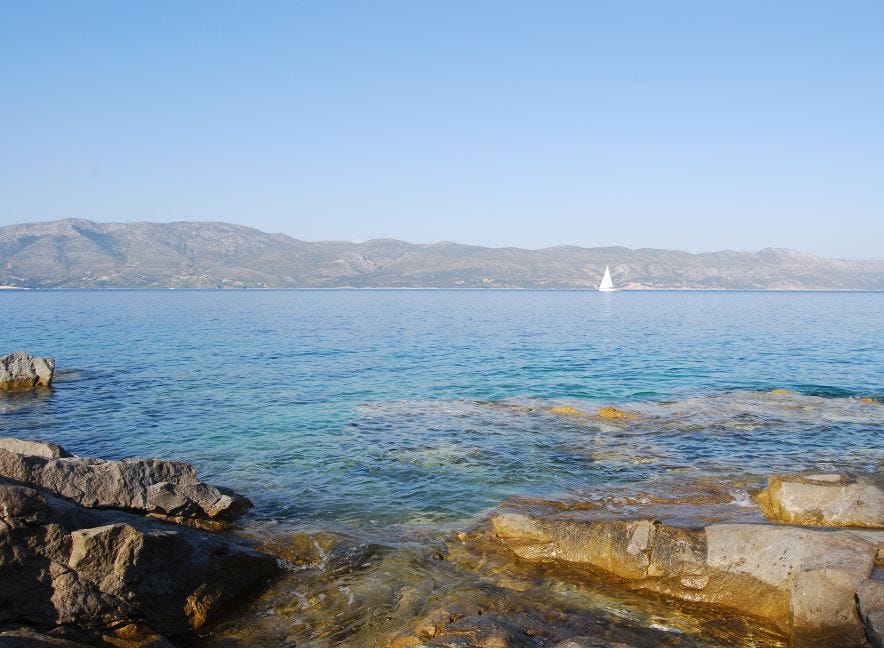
0;287;882;293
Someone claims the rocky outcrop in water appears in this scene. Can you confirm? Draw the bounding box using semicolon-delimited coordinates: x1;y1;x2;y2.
0;438;277;645
757;472;884;529
491;509;883;647
0;438;251;522
0;352;55;391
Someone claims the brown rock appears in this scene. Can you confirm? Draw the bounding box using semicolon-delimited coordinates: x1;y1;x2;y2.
549;406;587;416
0;353;55;391
597;407;638;420
492;513;657;580
492;512;882;647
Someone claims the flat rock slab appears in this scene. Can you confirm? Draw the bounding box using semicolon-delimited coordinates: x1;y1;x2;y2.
757;473;884;529
0;438;250;521
492;512;882;647
0;352;55;391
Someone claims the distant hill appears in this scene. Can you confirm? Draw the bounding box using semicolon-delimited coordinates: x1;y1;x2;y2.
1;219;881;290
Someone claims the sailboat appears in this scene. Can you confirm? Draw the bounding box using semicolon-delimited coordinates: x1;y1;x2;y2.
598;265;616;292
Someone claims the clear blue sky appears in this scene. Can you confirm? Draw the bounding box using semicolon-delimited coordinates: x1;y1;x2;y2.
2;1;882;258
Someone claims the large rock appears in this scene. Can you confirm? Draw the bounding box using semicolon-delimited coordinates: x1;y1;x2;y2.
857;579;884;648
0;353;55;391
0;481;277;641
492;512;882;647
757;473;884;529
0;438;250;521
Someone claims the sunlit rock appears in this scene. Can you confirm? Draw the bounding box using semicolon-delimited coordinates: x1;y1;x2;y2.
0;437;70;459
0;352;55;390
756;473;884;529
491;512;881;647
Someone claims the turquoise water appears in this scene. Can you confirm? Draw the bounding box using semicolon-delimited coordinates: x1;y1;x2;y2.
1;290;882;528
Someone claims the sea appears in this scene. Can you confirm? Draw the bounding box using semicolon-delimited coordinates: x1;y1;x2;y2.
1;289;882;646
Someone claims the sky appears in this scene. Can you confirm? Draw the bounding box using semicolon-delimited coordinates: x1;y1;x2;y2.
1;1;882;259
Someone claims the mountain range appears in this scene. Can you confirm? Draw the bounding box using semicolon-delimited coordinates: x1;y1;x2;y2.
1;219;881;290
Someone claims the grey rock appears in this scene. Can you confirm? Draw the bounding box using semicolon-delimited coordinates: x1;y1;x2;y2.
757;472;884;529
0;439;69;459
0;353;55;391
0;438;249;521
0;481;277;640
857;579;884;648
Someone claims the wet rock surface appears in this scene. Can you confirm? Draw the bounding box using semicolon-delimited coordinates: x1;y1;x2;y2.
757;472;884;529
0;353;55;391
0;438;251;522
490;508;883;647
2;430;880;647
199;522;789;648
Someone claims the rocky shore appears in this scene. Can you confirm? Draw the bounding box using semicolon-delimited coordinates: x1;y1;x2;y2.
1;431;882;647
479;472;883;648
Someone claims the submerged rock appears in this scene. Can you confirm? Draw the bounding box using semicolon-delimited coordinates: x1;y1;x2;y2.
549;406;587;416
492;512;881;647
547;405;640;420
0;352;55;391
756;473;884;529
0;438;251;521
0;482;277;641
596;407;638;420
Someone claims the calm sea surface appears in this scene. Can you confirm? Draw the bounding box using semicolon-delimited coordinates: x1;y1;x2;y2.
1;290;882;529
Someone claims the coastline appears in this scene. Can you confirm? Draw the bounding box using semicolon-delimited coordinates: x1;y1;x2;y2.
1;286;883;292
1;433;881;647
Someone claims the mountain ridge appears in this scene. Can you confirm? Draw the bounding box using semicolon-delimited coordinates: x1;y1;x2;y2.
1;219;881;290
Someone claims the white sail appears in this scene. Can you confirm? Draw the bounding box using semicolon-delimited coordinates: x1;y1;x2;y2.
598;265;615;292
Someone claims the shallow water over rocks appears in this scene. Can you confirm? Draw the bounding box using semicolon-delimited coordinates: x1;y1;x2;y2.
2;290;882;644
